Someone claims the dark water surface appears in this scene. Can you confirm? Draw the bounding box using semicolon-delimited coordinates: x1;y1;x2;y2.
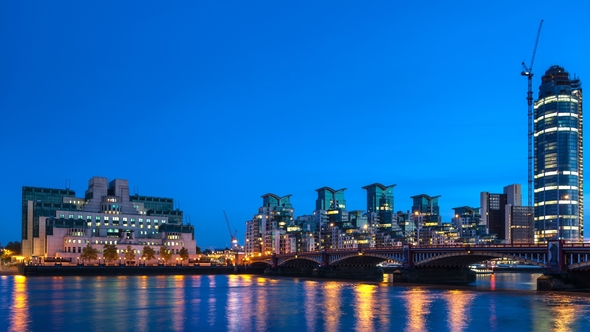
1;273;590;331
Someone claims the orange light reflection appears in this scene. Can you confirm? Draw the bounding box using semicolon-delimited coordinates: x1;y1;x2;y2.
9;275;30;332
444;289;475;332
354;284;377;332
304;281;319;331
323;282;342;332
404;288;431;332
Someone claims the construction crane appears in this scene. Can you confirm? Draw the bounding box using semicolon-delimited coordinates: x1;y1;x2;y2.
223;210;238;249
521;19;544;210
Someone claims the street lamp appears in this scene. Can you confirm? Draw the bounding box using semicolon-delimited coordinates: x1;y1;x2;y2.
414;211;422;245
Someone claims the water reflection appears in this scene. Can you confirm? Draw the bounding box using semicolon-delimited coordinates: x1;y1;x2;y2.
188;275;202;326
323;282;342;332
207;275;217;327
136;276;149;332
539;293;590;332
443;289;475;332
254;277;268;332
488;298;497;331
374;286;391;329
354;284;377;332
1;273;590;331
403;288;431;332
9;275;29;332
172;275;185;331
226;275;246;332
50;276;65;328
304;280;319;331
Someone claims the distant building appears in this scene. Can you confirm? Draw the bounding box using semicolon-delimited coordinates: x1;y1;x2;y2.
21;177;196;261
410;194;442;244
314;187;356;250
452;206;484;242
534;65;584;243
507;205;534;244
244;193;294;256
480;192;507;239
481;184;532;243
363;183;401;246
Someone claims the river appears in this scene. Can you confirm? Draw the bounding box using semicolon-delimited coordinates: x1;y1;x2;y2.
1;273;589;331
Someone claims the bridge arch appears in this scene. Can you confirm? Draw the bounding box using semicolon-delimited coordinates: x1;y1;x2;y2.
567;260;590;271
250;261;272;269
415;252;545;267
278;257;321;267
329;253;402;266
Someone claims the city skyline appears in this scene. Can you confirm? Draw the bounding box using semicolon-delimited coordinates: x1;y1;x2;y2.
2;2;590;249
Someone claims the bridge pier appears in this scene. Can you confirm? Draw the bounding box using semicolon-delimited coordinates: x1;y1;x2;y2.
389;267;476;285
312;266;383;281
537;271;590;291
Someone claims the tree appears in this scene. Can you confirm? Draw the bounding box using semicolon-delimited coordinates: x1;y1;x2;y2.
80;244;98;263
142;246;156;262
1;249;12;263
103;244;118;263
124;245;136;262
5;241;21;255
179;247;189;261
196;246;202;254
159;245;172;265
1;241;21;262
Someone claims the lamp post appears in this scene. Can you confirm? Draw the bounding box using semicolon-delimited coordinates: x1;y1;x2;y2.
454;214;461;239
414;211;422;245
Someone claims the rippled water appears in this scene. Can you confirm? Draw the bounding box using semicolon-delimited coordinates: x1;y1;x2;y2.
1;273;590;331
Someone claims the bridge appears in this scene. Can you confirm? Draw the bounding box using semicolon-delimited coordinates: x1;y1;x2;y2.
251;242;590;271
249;241;590;289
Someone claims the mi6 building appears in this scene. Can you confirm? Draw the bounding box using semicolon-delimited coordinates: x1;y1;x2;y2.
22;176;196;261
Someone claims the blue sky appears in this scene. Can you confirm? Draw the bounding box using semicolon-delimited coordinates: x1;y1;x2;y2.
2;1;589;249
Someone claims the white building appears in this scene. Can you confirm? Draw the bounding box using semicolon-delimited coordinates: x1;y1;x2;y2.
22;177;196;263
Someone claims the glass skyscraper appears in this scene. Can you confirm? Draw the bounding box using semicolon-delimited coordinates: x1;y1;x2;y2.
534;65;583;242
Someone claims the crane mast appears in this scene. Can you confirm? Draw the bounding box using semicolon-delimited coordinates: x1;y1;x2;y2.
521;20;544;211
223;210;238;249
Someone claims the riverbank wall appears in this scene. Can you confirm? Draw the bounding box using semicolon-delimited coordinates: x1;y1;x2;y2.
19;265;266;277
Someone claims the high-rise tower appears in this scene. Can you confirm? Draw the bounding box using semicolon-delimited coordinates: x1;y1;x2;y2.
534;65;583;242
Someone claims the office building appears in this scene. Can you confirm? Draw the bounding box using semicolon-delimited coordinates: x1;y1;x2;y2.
22;176;196;260
534;65;583;242
481;184;534;243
